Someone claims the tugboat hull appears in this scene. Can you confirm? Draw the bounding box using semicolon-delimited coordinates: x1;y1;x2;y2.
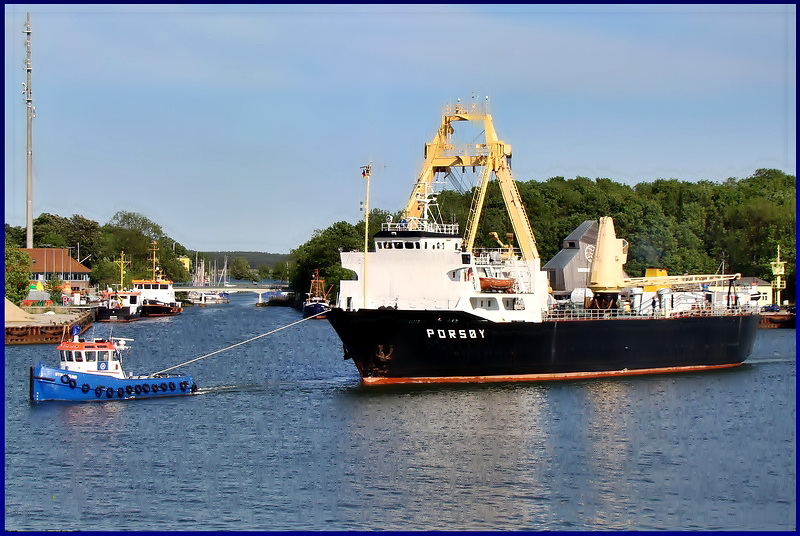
327;309;760;384
30;364;197;402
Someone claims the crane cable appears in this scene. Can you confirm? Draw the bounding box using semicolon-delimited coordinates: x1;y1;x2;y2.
149;311;326;377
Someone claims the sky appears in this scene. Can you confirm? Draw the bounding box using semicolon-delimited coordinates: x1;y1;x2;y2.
4;4;796;254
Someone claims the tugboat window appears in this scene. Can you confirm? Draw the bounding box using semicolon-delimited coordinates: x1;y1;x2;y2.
84;351;96;362
65;351;73;362
97;351;109;362
74;351;83;362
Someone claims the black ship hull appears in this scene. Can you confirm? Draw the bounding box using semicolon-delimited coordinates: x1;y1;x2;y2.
326;308;760;385
95;307;140;323
139;301;183;317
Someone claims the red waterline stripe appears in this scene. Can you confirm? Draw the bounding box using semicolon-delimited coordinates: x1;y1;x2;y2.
361;362;744;385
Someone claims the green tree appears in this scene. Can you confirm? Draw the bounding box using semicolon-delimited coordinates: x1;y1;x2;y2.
33;213;71;247
257;265;271;281
230;257;252;280
271;262;292;282
5;246;32;305
90;258;124;289
45;274;65;304
290;221;362;297
107;211;164;240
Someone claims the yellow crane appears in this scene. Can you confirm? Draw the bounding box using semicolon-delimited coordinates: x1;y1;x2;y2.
400;98;539;263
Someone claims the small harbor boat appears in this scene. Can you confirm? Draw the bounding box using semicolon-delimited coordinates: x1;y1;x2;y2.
188;290;230;306
95;290;142;322
29;329;197;403
132;241;184;317
95;252;142;322
302;269;332;319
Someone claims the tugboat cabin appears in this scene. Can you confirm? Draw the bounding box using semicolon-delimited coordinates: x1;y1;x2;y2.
57;340;126;379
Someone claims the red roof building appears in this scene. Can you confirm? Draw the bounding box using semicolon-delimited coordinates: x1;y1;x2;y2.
19;248;92;291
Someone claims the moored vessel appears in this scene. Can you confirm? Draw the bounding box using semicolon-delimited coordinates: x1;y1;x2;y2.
95;290;142;322
132;241;184;317
302;269;332;319
29;330;197;402
327;98;760;385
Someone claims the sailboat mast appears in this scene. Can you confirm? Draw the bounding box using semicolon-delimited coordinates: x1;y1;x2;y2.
23;12;35;249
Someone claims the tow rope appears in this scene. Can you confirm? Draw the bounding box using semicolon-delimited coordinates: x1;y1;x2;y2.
149;311;326;376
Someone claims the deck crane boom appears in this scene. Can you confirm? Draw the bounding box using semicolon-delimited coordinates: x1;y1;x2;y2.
400;98;540;263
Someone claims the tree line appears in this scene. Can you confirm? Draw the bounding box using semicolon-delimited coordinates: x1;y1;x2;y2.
5;169;796;306
290;169;795;303
3;210;285;304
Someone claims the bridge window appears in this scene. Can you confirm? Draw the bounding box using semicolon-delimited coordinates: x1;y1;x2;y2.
84;351;97;362
97;351;109;362
74;351;84;362
160;284;168;289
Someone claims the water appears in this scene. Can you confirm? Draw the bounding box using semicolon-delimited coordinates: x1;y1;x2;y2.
5;293;796;530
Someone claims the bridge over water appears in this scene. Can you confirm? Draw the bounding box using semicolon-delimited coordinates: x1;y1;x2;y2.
173;284;294;302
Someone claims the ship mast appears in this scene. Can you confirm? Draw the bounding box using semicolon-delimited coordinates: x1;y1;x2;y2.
113;252;130;291
770;245;786;306
149;240;160;280
23;12;35;248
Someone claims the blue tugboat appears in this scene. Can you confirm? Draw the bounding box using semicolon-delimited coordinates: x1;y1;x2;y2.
29;330;197;403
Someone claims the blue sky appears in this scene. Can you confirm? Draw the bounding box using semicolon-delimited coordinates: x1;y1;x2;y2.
4;4;796;254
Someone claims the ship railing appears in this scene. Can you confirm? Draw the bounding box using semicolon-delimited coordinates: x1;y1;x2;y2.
381;220;459;234
435;142;490;160
472;248;519;265
444;100;489;117
544;304;760;321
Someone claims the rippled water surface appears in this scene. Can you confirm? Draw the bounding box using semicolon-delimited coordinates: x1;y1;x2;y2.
5;294;796;530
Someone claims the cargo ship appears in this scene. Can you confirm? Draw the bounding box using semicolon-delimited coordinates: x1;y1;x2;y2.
326;98;760;385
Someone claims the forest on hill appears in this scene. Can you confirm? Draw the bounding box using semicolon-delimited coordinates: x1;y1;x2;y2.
202;252;290;271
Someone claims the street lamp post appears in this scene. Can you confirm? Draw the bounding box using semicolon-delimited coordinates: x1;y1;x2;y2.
361;164;372;309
